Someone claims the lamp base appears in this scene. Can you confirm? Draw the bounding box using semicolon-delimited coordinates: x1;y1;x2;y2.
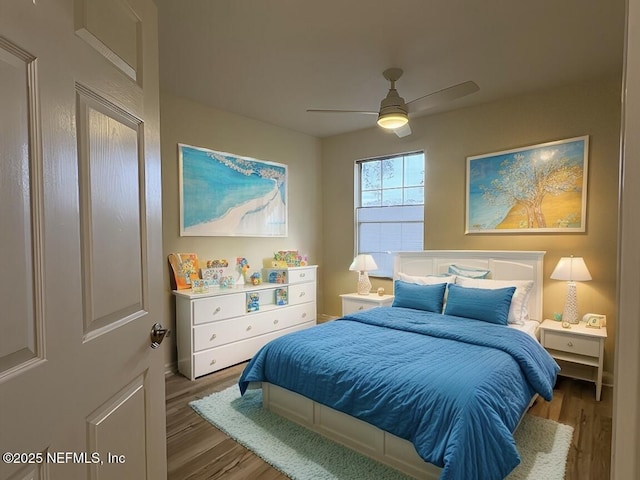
562;281;580;324
356;271;371;295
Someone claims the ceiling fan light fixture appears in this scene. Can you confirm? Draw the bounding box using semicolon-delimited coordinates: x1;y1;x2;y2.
377;111;409;129
377;87;409;129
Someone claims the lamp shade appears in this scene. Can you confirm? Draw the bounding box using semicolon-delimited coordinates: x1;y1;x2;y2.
550;256;592;281
551;256;591;325
349;254;378;272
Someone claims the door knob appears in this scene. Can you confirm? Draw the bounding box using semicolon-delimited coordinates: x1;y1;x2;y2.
150;323;169;349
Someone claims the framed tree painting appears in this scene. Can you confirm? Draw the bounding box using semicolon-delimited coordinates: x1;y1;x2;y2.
466;136;589;234
179;144;288;237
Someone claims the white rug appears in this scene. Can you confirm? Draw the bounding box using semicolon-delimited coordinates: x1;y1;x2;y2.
191;386;573;480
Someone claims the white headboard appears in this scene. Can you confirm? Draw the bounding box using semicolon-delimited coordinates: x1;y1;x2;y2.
394;250;546;321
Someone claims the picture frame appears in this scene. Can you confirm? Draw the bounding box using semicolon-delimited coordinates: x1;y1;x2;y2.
466;136;589;234
178;144;288;237
583;313;606;328
167;253;199;290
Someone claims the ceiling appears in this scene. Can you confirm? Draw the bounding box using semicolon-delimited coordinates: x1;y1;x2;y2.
155;0;625;139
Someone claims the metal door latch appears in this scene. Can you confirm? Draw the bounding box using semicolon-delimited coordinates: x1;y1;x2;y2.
150;323;169;349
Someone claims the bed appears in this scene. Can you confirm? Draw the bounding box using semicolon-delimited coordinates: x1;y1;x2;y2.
238;250;559;479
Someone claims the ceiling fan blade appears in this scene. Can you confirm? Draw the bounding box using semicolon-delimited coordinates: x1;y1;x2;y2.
393;123;412;138
406;80;479;113
306;109;378;115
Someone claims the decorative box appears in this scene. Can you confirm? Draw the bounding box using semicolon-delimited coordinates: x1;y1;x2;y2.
275;287;288;306
246;292;260;312
265;269;288;284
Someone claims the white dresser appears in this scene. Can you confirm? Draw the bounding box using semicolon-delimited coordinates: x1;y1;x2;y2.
174;265;317;380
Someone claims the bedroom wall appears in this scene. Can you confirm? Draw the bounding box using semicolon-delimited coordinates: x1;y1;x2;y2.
160;93;323;370
321;75;622;379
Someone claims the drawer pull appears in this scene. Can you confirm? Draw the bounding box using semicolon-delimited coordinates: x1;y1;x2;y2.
246;325;252;331
210;359;216;365
213;307;221;315
299;291;306;297
567;341;573;347
302;313;307;318
273;319;279;325
210;333;217;340
358;306;364;310
300;273;306;277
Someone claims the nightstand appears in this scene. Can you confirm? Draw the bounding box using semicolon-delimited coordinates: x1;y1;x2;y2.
539;319;607;401
340;293;394;315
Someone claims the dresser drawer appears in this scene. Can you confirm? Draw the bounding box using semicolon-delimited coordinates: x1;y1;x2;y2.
193;337;266;377
192;293;245;325
193;322;314;377
193;314;273;351
272;302;316;329
288;282;316;305
544;331;600;357
288;267;316;284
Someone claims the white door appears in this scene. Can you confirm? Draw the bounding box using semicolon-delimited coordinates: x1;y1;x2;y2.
0;0;166;479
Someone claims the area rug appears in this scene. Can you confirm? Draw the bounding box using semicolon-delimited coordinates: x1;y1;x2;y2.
190;386;573;480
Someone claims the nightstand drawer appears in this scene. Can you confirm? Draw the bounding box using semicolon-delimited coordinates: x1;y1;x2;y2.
544;331;600;357
342;299;372;315
340;294;395;315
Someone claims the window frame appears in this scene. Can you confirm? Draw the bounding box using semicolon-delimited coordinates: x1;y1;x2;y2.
353;150;425;278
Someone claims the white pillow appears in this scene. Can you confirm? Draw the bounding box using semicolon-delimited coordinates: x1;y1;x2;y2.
454;277;534;325
396;272;456;285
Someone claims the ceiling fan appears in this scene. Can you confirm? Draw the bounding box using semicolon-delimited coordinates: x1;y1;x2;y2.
307;68;479;138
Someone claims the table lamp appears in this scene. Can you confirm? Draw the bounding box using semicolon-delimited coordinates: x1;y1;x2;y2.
349;254;378;295
550;256;592;324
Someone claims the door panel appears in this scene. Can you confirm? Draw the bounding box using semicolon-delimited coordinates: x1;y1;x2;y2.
77;88;146;338
0;37;44;377
0;0;165;479
86;375;147;480
74;0;140;81
6;463;46;480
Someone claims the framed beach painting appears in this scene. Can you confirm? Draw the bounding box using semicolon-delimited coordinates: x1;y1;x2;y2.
178;144;288;237
466;136;589;234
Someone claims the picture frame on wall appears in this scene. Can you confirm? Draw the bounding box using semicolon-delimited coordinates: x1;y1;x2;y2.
178;144;288;237
465;135;589;234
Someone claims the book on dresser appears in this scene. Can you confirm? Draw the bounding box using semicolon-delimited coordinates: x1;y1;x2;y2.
173;265;317;380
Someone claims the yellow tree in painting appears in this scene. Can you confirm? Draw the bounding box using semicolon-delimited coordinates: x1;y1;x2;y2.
480;150;583;228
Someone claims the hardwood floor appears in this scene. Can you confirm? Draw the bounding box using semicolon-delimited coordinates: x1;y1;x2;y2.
166;364;612;479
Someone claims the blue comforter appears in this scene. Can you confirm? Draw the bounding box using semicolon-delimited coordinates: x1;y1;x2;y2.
239;307;559;480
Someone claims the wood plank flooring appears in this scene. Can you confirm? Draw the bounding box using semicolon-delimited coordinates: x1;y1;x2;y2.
166;364;612;479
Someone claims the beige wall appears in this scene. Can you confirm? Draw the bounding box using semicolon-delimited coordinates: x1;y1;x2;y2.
321;75;621;376
160;93;323;369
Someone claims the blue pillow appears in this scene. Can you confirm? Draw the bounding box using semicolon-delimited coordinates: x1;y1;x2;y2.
392;280;446;313
444;284;515;325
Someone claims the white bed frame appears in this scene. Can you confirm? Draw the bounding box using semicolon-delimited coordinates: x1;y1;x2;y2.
257;250;546;479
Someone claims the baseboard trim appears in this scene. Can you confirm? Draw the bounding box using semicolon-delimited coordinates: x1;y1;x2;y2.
165;361;177;376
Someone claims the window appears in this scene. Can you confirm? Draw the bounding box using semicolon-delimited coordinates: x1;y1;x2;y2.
355;151;424;278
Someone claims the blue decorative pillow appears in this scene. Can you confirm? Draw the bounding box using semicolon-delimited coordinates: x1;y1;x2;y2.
448;264;491;279
392;280;446;313
444;284;516;325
